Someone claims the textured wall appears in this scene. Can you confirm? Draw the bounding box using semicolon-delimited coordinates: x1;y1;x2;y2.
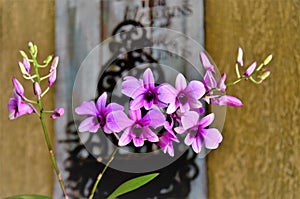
205;0;300;198
0;0;55;197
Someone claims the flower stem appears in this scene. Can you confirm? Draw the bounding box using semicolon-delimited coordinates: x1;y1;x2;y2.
38;108;69;199
88;147;118;199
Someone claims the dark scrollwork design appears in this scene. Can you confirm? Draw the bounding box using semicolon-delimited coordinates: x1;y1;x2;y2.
64;19;200;199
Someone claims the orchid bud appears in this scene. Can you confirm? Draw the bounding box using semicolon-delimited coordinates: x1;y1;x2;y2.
19;50;28;59
12;77;24;98
218;73;227;92
28;42;35;54
18;61;28;75
51;108;64;119
200;52;215;73
23;58;31;73
244;61;257;77
33;82;42;99
237;47;244;66
263;54;273;65
212;95;243;107
43;55;53;64
259;71;271;81
48;69;57;87
50;56;59;71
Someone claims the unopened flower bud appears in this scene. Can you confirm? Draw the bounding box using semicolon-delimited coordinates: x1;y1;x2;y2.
23;58;30;73
212;95;243;107
237;47;244;66
33;82;42;98
19;50;28;59
18;61;28;75
12;77;24;98
200;52;215;73
218;73;227;92
43;55;53;64
244;61;257;77
51;108;64;119
263;54;273;65
259;71;271;81
48;69;57;87
50;56;59;71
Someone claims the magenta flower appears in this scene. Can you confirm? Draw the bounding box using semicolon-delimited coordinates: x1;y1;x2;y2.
107;109;165;147
158;73;205;114
12;77;25;98
211;95;243;107
8;91;34;120
175;111;223;153
122;68;164;110
75;92;124;133
51;108;64;119
157;119;179;157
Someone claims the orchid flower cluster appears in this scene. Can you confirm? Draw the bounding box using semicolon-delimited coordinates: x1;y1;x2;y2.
8;42;64;120
75;48;272;157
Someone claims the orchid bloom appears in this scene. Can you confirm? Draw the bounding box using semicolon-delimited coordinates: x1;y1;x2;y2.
107;109;165;147
75;92;124;133
157;119;179;157
8;91;34;120
158;73;205;114
51;108;65;119
122;68;165;110
175;112;223;153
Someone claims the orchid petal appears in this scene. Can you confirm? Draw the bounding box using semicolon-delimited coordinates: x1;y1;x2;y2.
212;95;243;107
200;52;215;73
129;94;145;110
143;68;155;89
122;77;145;98
143;99;153;110
175;73;187;90
182;111;199;130
185;80;205;99
180;102;190;113
166;101;178;114
143;127;159;142
75;101;97;116
157;83;177;103
174;126;186;134
133;137;144;147
244;61;257;76
184;133;195;146
96;92;107;111
203;72;217;91
218;73;227;92
104;103;124;115
143;109;165;129
129;109;142;121
118;128;132;146
78;116;100;133
12;77;24;98
198;113;215;128
203;128;223;149
107;111;134;132
191;135;202;153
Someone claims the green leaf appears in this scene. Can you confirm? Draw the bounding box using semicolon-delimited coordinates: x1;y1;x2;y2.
3;194;51;199
107;173;159;199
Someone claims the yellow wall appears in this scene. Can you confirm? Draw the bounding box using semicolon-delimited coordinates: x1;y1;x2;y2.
0;0;55;197
206;0;300;198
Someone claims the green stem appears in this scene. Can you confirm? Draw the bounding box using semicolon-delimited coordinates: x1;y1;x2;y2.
89;147;118;199
32;54;69;199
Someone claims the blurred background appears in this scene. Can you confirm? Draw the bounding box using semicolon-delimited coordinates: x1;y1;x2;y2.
1;0;299;198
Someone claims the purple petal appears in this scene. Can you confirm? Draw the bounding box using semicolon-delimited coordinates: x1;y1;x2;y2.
102;125;113;134
23;58;31;73
129;109;142;121
185;80;205;99
143;127;159;142
51;108;64;119
174;126;186;134
122;77;145;98
78;116;100;133
203;72;217;91
181;111;199;130
175;73;187;91
104;103;124;116
212;95;243;107
129;94;145;110
33;82;42;98
191;135;202;153
118;128;132;146
75;101;97;116
166;101;178;114
244;61;257;76
203;128;223;149
48;69;57;87
218;73;227;92
96;92;107;111
157;83;178;104
184;133;195;146
166;146;175;157
189;98;202;109
143;68;155;89
198;113;215;128
133;137;144;147
143;99;153;110
106;111;134;132
12;77;24;98
143;109;165;128
200;52;215;73
179;102;190;113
